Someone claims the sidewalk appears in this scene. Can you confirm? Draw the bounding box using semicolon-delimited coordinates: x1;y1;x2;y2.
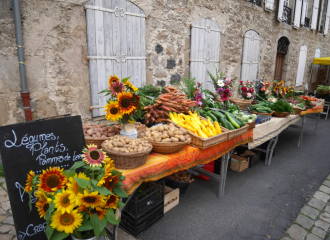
283;174;330;240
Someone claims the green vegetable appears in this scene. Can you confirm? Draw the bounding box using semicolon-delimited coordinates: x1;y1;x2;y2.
206;112;218;122
270;100;294;114
225;112;240;129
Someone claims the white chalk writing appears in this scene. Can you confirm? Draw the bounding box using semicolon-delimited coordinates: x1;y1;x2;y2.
15;182;37;203
18;222;47;240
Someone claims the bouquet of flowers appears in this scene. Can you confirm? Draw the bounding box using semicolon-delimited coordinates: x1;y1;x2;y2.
272;80;288;99
239;80;255;100
100;75;142;124
255;79;271;99
208;69;234;104
24;145;127;240
193;82;205;107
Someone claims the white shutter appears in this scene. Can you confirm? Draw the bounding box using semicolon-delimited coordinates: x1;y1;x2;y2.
324;0;330;34
190;19;221;91
311;0;320;29
241;30;261;82
278;0;285;21
265;0;275;11
293;0;303;28
85;0;146;117
311;49;321;83
296;46;308;87
301;0;308;25
319;0;325;31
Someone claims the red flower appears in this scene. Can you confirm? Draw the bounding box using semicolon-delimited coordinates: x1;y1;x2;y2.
242;87;247;91
221;94;229;101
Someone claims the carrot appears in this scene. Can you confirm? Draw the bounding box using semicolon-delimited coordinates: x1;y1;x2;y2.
159;97;169;102
162;111;170;117
146;113;151;118
161;105;171;111
155;100;162;104
165;88;171;93
167;86;176;90
159;94;172;98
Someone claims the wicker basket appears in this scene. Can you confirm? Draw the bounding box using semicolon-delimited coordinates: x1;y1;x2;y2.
272;112;290;118
293;108;303;115
101;143;152;170
247;121;256;130
229;98;252;110
85;137;110;149
249;110;274;116
151;139;191;154
227;124;249;140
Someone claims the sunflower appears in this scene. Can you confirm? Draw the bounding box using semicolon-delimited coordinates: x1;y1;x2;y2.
104;174;120;192
108;75;120;86
104;158;115;168
130;94;140;107
24;170;35;193
67;172;90;205
50;209;83;234
54;190;76;214
117;92;136;114
90;207;107;220
35;191;52;219
81;144;109;168
124;80;138;92
97;163;113;187
104;194;119;209
104;101;123;122
109;82;125;96
77;190;106;209
37;167;66;193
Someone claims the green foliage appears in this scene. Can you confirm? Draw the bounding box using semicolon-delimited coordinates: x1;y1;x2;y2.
0;164;4;177
173;75;197;99
270;100;294;114
316;85;330;95
138;84;164;98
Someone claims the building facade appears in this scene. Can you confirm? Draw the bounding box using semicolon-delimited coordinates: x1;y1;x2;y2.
0;0;329;124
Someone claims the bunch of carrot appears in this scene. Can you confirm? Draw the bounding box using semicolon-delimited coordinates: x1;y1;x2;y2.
144;86;196;124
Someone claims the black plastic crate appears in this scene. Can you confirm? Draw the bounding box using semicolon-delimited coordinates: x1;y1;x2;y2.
248;151;260;168
123;180;164;218
164;177;190;195
119;203;164;237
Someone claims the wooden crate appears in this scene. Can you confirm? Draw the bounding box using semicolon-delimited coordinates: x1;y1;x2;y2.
230;154;249;173
164;186;180;213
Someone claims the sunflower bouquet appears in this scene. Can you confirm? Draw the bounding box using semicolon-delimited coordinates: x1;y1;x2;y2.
100;75;142;124
24;144;127;240
272;80;288;99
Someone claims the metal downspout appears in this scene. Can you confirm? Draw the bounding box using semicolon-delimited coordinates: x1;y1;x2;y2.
12;0;32;121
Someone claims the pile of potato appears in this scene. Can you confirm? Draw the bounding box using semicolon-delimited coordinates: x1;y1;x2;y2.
83;123;121;138
166;171;192;183
139;123;191;143
102;135;152;153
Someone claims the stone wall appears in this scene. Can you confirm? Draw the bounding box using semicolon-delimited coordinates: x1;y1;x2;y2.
0;0;329;126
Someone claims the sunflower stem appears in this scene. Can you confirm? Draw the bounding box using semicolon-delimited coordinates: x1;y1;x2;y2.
92;170;94;180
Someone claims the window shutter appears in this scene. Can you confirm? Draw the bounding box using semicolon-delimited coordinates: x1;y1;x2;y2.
319;0;325;32
324;0;330;35
293;0;303;28
190;19;221;91
241;30;261;82
85;0;146;117
296;46;308;87
311;0;320;29
278;0;285;21
265;0;275;11
301;0;308;25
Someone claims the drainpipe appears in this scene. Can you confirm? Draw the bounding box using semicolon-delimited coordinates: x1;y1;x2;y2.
12;0;32;121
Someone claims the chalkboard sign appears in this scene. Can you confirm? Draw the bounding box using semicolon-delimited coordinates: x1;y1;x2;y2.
0;116;85;240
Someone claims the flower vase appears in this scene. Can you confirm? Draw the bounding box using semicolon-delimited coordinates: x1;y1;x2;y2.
120;123;138;138
71;235;98;240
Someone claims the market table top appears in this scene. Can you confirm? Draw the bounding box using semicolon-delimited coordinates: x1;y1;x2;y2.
117;129;253;195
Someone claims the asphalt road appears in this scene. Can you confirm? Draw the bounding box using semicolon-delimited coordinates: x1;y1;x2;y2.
140;116;330;240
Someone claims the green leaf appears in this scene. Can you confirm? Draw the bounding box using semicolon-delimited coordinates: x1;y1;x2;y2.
28;193;32;212
118;181;125;186
100;228;108;236
83;212;90;222
119;175;126;181
45;225;55;239
99;89;111;94
96;186;112;195
117;200;125;208
99;217;107;235
90;179;98;190
113;186;128;198
49;230;69;240
111;170;122;175
45;201;55;223
74;177;90;189
121;77;131;83
77;221;93;231
105;209;117;225
63;169;75;178
70;161;85;170
91;213;101;238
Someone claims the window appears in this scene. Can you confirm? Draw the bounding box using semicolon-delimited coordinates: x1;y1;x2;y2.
190;19;221;91
301;0;311;27
311;0;320;29
322;0;330;34
278;0;293;24
296;46;308;87
284;0;290;6
265;0;275;11
303;0;314;28
247;0;262;7
293;0;303;28
318;0;327;33
240;30;261;81
85;0;146;117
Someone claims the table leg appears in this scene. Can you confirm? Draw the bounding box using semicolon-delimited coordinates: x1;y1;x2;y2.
220;151;232;198
266;136;278;166
298;116;306;148
315;113;320;134
219;154;226;198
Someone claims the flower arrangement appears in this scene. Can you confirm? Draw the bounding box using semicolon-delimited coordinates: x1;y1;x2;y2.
272;80;288;99
193;82;205;107
239;80;255;100
208;70;234;104
100;75;142;124
24;144;127;240
255;79;271;99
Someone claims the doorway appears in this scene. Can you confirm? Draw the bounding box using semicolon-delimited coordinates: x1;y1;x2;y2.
274;37;290;81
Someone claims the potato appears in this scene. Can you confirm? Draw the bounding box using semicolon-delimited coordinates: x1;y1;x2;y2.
161;134;169;139
92;134;96;138
162;138;171;142
113;147;119;152
181;129;187;135
164;125;169;131
171;137;179;142
158;126;164;132
96;132;102;137
87;129;93;135
174;131;183;135
179;135;186;142
168;131;174;137
154;137;161;142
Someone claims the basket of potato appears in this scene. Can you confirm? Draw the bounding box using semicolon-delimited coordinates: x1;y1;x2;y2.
101;135;153;169
83;123;122;148
139;123;191;154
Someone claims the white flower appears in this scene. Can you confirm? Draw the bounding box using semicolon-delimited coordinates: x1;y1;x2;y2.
201;93;206;99
217;80;224;87
247;93;252;98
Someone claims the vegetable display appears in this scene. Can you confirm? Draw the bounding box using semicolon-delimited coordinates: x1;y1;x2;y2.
270;100;294;114
83;123;121;138
169;111;222;138
249;102;273;113
102;135;152;153
144;86;196;124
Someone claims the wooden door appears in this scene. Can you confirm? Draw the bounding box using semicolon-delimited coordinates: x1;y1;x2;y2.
274;53;285;80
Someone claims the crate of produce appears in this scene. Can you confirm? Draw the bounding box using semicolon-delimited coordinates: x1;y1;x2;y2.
165;171;194;195
164;186;180;213
230;154;249;172
120;202;164;238
123;180;165;219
